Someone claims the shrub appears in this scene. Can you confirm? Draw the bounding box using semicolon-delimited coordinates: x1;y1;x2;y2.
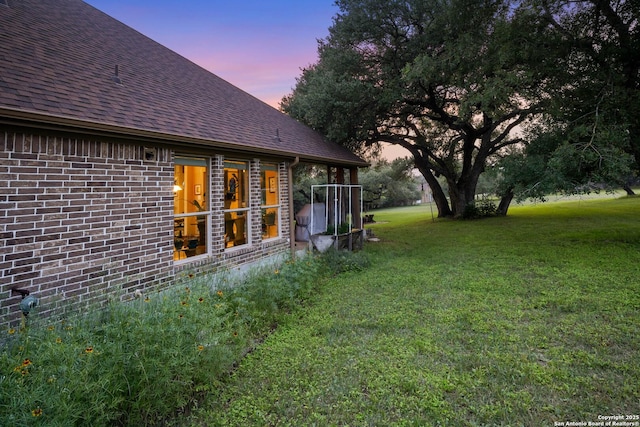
463;200;497;219
0;251;366;426
478;199;497;217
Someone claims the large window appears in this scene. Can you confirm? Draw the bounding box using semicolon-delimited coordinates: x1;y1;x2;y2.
261;163;280;239
174;157;209;260
224;160;249;248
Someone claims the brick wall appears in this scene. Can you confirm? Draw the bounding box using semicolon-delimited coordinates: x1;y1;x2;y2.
0;131;175;326
1;131;294;327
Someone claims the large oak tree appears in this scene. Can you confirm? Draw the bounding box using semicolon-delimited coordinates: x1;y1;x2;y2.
283;0;556;217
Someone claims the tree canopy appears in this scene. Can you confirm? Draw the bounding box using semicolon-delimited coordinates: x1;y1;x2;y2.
500;0;638;200
283;0;638;217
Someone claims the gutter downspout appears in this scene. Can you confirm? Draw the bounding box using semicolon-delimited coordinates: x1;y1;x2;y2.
288;156;300;256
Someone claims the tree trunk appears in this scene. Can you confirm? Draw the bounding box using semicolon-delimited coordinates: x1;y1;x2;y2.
623;182;636;196
425;173;452;217
449;185;467;219
497;187;514;216
414;159;453;217
449;169;483;218
450;188;477;218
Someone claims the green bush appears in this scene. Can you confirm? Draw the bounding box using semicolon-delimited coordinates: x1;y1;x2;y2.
463;199;497;219
0;251;365;426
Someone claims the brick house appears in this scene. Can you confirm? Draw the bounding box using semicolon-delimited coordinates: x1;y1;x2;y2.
0;0;367;325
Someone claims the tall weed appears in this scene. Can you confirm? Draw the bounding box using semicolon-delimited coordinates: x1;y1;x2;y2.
0;250;367;426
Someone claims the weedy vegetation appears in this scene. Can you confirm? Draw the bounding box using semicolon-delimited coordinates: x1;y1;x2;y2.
0;252;368;426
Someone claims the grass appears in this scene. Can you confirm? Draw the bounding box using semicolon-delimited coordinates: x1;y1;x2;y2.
1;254;366;426
185;196;640;426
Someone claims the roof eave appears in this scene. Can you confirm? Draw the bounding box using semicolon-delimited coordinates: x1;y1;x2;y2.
0;108;369;168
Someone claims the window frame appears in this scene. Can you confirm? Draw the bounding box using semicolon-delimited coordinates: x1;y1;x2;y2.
173;156;210;262
223;160;251;249
260;163;280;240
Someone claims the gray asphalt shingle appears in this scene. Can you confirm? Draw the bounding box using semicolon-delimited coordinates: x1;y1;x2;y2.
0;0;367;167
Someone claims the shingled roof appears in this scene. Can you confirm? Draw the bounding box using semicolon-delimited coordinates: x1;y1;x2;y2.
0;0;367;167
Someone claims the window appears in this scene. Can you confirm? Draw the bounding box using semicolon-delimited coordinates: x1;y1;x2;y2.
261;163;280;239
174;157;209;260
224;160;249;248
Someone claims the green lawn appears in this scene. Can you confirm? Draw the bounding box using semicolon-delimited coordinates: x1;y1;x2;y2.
187;196;640;426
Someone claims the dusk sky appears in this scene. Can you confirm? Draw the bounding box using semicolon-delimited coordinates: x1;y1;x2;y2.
85;0;339;108
84;0;407;160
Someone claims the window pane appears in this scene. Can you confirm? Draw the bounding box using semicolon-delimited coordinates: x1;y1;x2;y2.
224;211;247;247
224;160;249;248
261;164;279;239
262;208;278;239
224;162;248;206
174;158;208;260
174;163;208;214
260;167;279;205
174;216;207;260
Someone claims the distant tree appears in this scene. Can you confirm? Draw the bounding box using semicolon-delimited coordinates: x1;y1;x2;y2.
282;0;555;218
292;159;419;214
292;165;327;214
361;158;421;209
497;121;634;205
499;0;638;200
